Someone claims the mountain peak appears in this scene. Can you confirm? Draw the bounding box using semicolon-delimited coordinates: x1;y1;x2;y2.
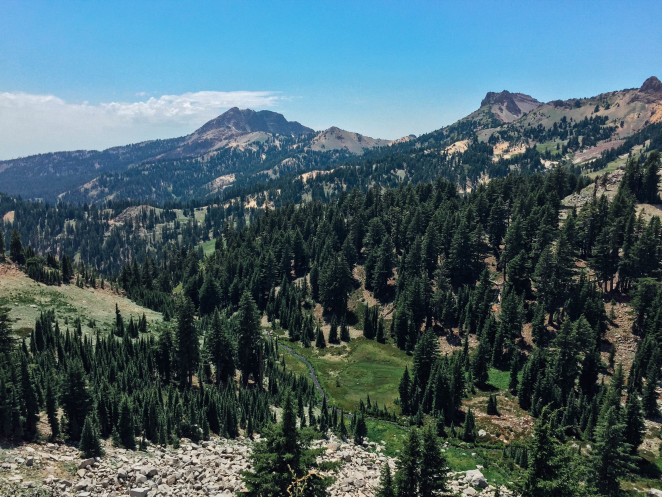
641;76;662;93
195;108;313;136
480;90;541;123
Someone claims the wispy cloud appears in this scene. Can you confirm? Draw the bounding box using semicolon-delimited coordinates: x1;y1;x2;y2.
0;90;282;159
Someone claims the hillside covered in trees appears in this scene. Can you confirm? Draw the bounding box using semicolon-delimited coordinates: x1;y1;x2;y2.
1;84;662;497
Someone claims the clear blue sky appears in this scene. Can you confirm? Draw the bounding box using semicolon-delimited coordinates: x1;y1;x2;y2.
1;0;661;158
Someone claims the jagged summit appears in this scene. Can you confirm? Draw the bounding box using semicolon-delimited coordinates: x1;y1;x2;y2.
641;76;662;93
194;107;314;137
480;90;541;123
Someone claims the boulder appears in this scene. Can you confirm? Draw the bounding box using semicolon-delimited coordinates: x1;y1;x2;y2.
465;469;488;489
129;487;149;497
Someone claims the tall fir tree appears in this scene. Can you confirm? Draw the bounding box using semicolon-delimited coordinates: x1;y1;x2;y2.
237;291;264;388
394;428;421;497
79;413;104;458
242;391;330;497
175;297;199;387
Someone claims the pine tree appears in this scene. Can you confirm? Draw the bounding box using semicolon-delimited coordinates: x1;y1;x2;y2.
623;392;645;455
462;408;477;442
0;225;4;261
19;353;39;440
79;413;104;458
353;412;367;445
175;297;199;387
60;359;91;440
522;408;591;497
198;273;222;315
340;315;350;342
45;379;59;439
117;397;136;450
642;362;659;418
9;229;24;265
419;424;449;497
237;291;264;388
641;150;661;203
242;391;330;497
487;394;498;415
207;310;236;385
590;406;636;495
0;306;13;356
394;428;421;497
472;337;490;387
315;324;326;349
114;303;125;337
372;236;394;301
376;463;395;497
328;316;339;344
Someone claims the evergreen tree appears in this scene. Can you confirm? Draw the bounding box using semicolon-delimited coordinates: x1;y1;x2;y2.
237;291;264;388
340;315;350;342
487;394;498;415
60;359;91;440
522;409;591;497
353;412;367;445
19;353;39;440
472;337;490;387
376;463;395;497
117;397;136;450
206;310;236;385
642;361;659;418
79;413;104;458
9;229;24;265
198;273;222;315
45;379;59;439
641;151;661;203
462;408;477;442
0;306;13;356
419;424;449;497
175;297;199;387
242;391;330;497
394;428;421;497
372;236;394;301
328;316;339;344
0;225;4;261
315;324;326;349
623;392;645;455
399;366;412;416
591;406;636;496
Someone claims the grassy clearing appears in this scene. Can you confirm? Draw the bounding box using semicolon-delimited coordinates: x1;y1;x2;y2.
365;418;408;457
199;238;216;256
364;418;522;488
280;351;310;378
0;263;162;336
487;368;511;390
288;337;412;412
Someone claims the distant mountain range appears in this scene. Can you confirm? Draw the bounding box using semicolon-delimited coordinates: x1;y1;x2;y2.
1;77;661;203
0;107;391;201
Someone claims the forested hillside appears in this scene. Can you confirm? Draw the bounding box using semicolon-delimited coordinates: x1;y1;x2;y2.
1;82;662;497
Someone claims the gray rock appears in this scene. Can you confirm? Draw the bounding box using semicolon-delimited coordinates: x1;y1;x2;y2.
78;458;94;469
465;469;488;489
129;487;149;497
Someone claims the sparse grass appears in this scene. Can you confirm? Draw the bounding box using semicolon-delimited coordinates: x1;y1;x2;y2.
0;263;163;336
199;238;216;256
281;352;309;378
487;368;511;391
365;418;408;457
286;337;412;412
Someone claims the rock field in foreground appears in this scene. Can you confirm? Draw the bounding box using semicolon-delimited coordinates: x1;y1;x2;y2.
0;435;513;497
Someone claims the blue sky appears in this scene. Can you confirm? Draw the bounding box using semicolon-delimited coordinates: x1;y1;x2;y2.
1;0;661;159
